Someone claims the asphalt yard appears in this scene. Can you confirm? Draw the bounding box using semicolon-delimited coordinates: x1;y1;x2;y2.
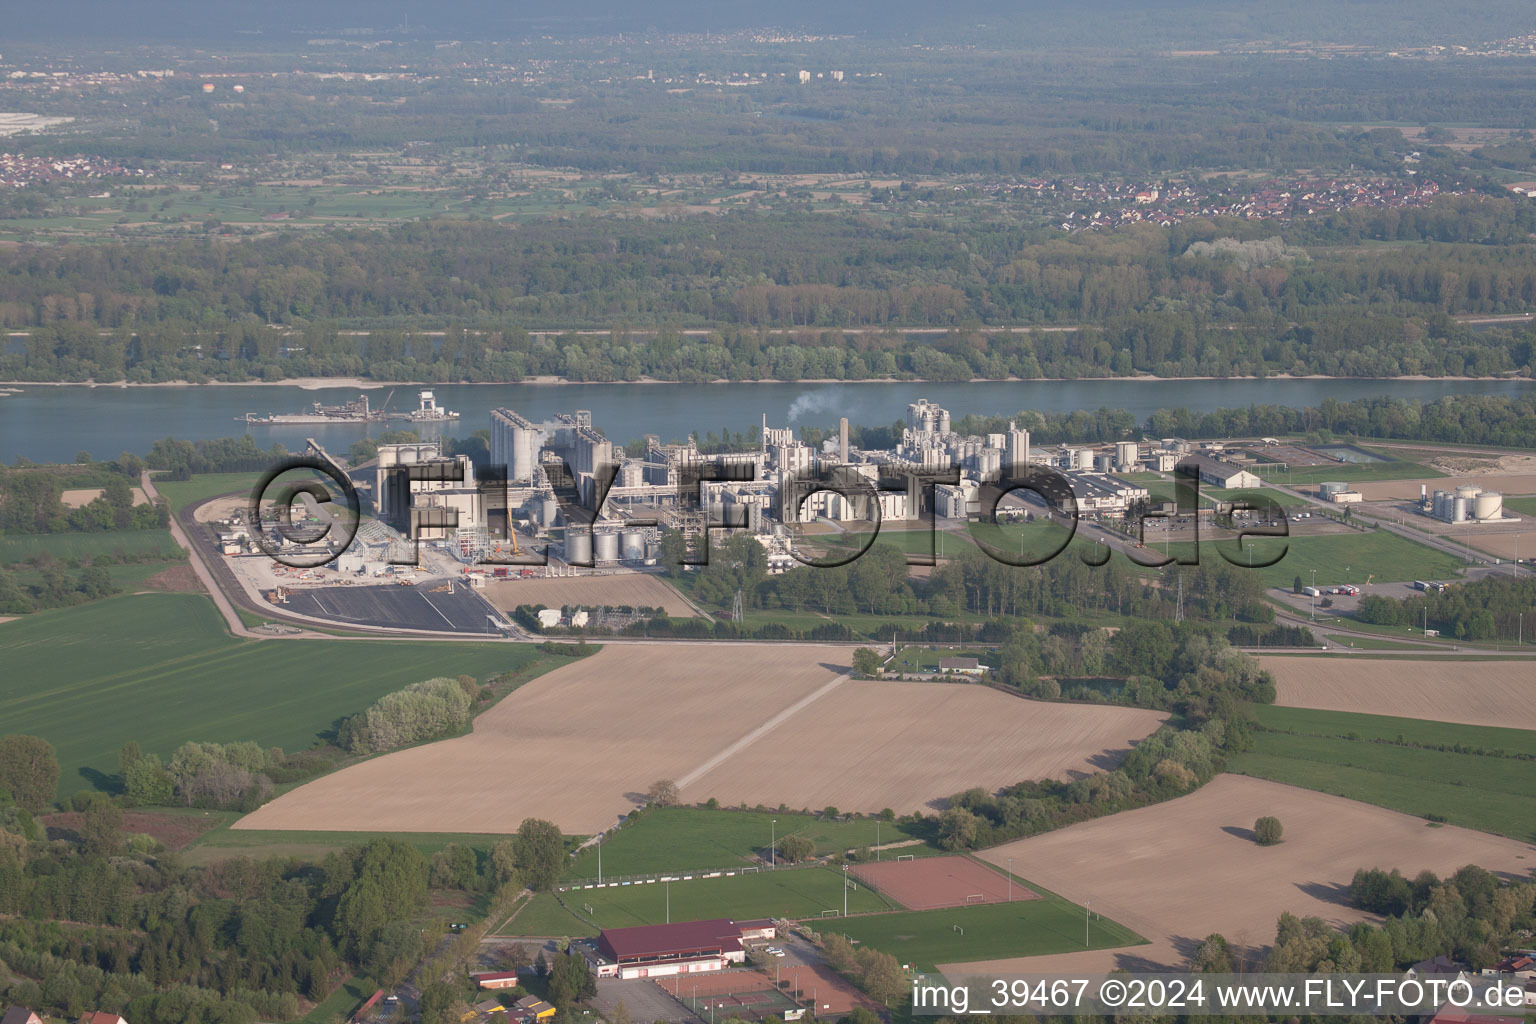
281;582;504;634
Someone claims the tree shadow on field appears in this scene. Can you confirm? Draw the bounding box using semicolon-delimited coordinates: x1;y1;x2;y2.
623;792;648;807
79;765;121;795
1220;825;1257;842
822;662;851;676
1295;880;1353;907
1088;748;1129;771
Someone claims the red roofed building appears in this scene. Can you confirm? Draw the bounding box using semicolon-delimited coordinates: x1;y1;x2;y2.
588;919;775;979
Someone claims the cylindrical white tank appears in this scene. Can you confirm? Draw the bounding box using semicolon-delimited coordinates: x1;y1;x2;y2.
1473;491;1503;521
1457;484;1482;500
563;531;592;564
621;530;645;561
1453;497;1468;523
1116;441;1139;466
594;532;620;563
1319;481;1347;497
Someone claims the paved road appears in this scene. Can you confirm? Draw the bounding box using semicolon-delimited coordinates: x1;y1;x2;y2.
141;470;262;639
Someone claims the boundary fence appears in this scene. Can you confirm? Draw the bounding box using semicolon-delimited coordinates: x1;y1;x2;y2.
557;859;823;893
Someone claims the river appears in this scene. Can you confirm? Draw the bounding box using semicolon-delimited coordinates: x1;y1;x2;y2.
1;377;1530;464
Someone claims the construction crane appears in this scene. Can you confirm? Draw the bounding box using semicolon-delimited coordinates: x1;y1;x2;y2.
378;387;397;418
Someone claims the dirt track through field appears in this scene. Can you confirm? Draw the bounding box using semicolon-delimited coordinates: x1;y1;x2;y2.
1262;655;1536;730
483;574;698;617
237;654;1165;834
680;681;1166;815
941;775;1536;976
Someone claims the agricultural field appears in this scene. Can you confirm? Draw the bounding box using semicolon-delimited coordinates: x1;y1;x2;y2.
1353;473;1536;502
0;528;182;565
483;572;698;618
1229;705;1536;841
821;888;1142;973
957;775;1536;974
1165;529;1465;589
236;645;857;835
1504;496;1536;517
558;866;893;930
1261;655;1536;730
564;807;925;881
679;681;1166;816
238;648;1164;835
0;592;565;799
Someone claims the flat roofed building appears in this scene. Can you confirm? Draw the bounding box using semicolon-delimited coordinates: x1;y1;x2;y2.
589;918;775;979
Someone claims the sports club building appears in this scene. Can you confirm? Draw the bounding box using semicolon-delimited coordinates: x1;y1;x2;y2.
586;919;776;979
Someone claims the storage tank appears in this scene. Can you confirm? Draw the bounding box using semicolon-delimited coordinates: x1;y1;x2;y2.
1452;496;1468;523
1456;484;1482;500
540;495;558;526
1433;490;1450;519
1473;491;1503;521
621;530;646;561
563;531;592;565
594;531;620;563
1116;441;1139;468
1319;481;1348;498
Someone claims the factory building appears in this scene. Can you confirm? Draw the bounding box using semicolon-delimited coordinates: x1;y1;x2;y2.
489;408;547;485
374;441;481;540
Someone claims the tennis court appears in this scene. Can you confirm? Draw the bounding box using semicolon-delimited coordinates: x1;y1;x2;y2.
655;971;803;1022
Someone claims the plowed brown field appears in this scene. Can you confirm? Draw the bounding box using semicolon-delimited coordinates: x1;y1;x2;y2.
680;681;1166;814
942;775;1536;976
1262;655;1536;730
236;651;1165;834
483;573;697;617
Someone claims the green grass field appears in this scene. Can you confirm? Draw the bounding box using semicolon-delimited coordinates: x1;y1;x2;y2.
565;808;924;880
500;892;600;938
885;646;997;673
0;592;574;800
1206;487;1308;508
558;867;893;931
153;471;263;513
1246;458;1441;486
1161;529;1464;588
301;975;380;1024
1228;705;1536;841
0;528;182;566
1504;496;1536;518
820;887;1143;972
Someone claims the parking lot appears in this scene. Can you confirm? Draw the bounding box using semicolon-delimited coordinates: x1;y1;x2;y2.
281;581;505;633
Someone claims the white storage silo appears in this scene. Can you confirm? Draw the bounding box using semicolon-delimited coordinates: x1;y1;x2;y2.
621;530;646;561
1473;491;1503;521
594;531;620;563
563;531;592;564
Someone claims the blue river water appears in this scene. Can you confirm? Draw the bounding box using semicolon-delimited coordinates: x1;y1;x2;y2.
1;377;1530;464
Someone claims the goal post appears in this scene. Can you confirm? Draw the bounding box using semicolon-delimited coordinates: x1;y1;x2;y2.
895;853;916;861
965;893;984;903
952;924;964;936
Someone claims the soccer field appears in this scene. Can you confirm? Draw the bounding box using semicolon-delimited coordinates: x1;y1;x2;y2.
561;867;893;930
565;807;925;880
818;891;1144;972
0;592;571;800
